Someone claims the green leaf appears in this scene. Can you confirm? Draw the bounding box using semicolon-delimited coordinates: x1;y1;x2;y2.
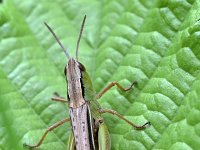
0;0;200;149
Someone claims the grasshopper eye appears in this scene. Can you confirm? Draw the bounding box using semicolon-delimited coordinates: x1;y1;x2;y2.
64;67;67;76
78;62;86;71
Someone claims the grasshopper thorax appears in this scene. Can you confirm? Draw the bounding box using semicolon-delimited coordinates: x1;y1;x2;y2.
65;58;86;108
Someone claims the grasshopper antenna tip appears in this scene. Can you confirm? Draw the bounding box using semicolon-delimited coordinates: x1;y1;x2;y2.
76;15;86;62
44;22;70;59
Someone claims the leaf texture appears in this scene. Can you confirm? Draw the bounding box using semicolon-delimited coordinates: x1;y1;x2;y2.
0;0;200;149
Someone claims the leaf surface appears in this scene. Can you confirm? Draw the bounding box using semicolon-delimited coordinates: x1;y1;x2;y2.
0;0;200;149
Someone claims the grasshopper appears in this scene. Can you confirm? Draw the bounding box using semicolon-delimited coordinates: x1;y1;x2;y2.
24;15;150;150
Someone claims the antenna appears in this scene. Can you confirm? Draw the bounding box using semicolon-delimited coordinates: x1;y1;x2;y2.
76;15;86;61
44;22;70;59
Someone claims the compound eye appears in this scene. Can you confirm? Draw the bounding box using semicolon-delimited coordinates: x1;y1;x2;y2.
78;62;86;71
64;66;67;76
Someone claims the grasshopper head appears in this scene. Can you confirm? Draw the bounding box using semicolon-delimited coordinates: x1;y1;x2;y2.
64;58;86;77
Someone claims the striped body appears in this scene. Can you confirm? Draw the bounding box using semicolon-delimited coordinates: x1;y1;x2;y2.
69;104;94;150
66;58;95;150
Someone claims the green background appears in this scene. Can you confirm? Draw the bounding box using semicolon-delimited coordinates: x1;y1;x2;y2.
0;0;200;149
